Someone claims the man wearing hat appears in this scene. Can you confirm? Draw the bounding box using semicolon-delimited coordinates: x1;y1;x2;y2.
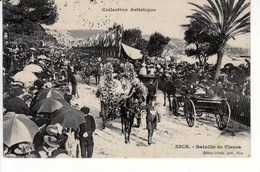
37;135;65;158
145;96;161;145
79;107;96;158
146;78;157;104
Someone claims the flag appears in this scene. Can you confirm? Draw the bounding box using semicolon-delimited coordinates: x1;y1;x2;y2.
116;25;123;47
104;32;110;47
110;29;116;46
94;33;100;46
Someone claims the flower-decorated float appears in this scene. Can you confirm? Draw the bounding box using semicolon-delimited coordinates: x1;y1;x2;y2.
96;62;147;129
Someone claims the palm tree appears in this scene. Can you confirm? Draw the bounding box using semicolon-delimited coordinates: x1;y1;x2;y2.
187;0;250;80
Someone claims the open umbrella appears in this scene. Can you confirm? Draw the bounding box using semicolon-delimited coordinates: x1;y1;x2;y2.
3;112;39;147
13;71;37;83
23;64;43;73
36;88;64;101
51;107;85;130
37;55;51;61
33;98;70;113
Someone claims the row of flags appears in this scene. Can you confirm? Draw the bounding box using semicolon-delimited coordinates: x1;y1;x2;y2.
45;24;123;48
84;24;123;48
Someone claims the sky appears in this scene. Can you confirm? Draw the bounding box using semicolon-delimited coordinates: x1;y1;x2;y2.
16;0;251;48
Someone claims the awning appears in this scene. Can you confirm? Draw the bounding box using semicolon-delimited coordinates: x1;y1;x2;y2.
121;43;142;60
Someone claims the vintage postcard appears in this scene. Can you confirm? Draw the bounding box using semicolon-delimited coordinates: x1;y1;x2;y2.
2;0;250;159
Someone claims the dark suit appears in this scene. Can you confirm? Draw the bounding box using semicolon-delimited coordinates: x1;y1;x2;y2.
69;73;78;97
146;83;157;104
79;114;96;158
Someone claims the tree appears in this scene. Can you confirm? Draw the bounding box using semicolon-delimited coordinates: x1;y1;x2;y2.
187;0;250;80
3;0;58;35
122;28;142;47
135;38;148;54
147;32;170;57
122;28;148;51
183;20;219;69
19;0;58;25
3;0;59;47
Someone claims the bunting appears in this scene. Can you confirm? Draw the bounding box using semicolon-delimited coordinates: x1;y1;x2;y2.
84;23;123;48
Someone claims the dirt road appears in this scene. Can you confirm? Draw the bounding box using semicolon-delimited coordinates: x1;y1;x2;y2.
71;76;250;158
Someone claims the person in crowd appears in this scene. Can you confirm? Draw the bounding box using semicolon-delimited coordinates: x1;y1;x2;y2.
187;68;198;85
139;63;147;76
4;142;37;158
79;107;96;158
215;81;224;97
84;65;92;85
148;65;156;75
119;63;125;73
146;96;160;145
4;89;30;115
63;87;73;104
68;71;79;98
146;78;157;104
37;135;67;158
94;63;102;85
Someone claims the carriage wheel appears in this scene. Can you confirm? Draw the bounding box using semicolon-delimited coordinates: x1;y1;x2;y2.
184;98;196;127
215;100;231;130
172;98;179;116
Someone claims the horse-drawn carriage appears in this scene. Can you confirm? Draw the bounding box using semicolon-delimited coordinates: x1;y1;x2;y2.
183;94;231;130
141;71;231;130
138;74;156;87
97;62;147;143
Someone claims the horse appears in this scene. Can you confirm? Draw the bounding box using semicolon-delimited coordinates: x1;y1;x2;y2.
120;85;145;144
155;73;177;111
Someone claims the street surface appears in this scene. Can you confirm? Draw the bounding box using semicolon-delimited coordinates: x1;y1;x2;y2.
72;75;250;158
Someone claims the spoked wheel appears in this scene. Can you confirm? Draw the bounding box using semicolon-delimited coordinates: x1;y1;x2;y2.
172;98;179;116
184;98;196;127
215;100;231;130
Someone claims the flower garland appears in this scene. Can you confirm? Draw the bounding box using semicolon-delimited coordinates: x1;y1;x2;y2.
99;62;122;103
123;62;136;81
130;78;148;96
99;62;147;114
123;62;148;96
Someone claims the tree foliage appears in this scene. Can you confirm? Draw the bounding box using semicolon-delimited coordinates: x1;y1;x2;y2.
19;0;58;25
187;0;250;80
122;28;148;51
3;0;58;35
146;32;170;57
183;20;219;68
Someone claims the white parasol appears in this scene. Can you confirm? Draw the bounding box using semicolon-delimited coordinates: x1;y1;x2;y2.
23;64;43;73
13;71;38;83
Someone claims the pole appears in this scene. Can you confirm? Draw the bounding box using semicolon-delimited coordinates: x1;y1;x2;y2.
118;24;123;59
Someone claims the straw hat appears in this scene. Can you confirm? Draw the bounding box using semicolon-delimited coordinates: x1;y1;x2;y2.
46;124;62;136
13;143;32;155
44;136;59;148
